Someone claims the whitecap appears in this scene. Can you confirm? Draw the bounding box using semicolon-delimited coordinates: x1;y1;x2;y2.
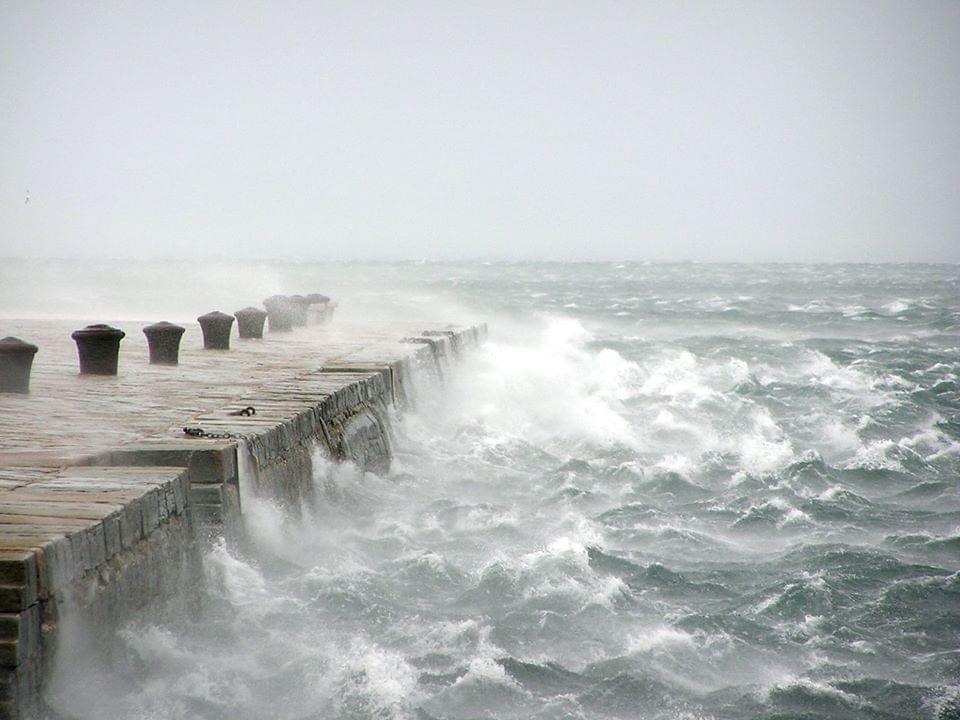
882;299;911;314
626;626;697;654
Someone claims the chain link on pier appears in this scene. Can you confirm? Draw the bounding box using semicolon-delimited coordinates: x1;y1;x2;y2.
227;406;257;416
183;406;255;438
182;427;235;439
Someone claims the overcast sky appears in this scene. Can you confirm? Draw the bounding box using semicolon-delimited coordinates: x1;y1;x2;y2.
1;1;958;262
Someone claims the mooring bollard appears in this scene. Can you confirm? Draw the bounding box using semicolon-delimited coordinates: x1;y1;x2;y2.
263;296;293;332
234;307;268;339
321;301;337;324
305;293;330;324
288;295;310;327
71;324;125;375
0;336;39;393
142;321;186;364
197;311;234;350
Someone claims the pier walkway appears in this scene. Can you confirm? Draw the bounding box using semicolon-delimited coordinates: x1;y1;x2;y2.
0;317;461;465
0;315;485;719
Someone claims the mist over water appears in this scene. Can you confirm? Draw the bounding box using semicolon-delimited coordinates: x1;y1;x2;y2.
13;260;959;719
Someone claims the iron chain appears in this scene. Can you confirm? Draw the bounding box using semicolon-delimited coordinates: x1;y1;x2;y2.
183;405;255;438
227;406;257;416
183;427;235;439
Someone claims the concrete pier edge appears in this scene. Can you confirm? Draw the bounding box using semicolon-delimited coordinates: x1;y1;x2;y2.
0;321;486;719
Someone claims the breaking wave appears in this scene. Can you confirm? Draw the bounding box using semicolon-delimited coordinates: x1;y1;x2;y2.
38;261;960;720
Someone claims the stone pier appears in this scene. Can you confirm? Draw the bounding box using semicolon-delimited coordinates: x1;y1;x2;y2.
0;316;486;719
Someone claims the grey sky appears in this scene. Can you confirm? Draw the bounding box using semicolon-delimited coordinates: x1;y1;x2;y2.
1;1;958;262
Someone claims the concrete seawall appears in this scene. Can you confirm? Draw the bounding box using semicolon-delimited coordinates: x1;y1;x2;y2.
0;318;485;719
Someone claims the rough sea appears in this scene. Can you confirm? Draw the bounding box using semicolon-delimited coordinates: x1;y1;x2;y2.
6;260;958;720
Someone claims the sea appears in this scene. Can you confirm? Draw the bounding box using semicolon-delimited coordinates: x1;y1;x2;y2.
2;259;958;720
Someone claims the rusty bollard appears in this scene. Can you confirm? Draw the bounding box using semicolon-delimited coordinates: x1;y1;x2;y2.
234;307;268;339
263;296;293;332
143;321;186;364
0;337;39;393
71;324;125;375
197;311;234;350
288;295;310;327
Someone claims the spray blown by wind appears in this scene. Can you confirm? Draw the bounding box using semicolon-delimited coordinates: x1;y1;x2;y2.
27;260;960;720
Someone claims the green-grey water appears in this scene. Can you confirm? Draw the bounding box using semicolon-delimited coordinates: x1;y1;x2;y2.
4;260;958;719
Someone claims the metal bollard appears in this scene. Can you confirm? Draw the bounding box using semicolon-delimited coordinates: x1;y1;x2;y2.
263;296;293;332
197;311;234;350
0;336;39;393
71;324;125;375
305;293;330;324
288;295;310;327
234;307;268;339
142;321;186;364
319;300;337;324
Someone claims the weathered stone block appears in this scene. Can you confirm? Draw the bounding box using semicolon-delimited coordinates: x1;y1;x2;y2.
102;443;237;485
0;590;31;617
189;485;225;506
119;499;144;549
140;491;160;534
83;523;107;570
173;472;189;512
191;504;225;525
103;513;122;559
0;653;41;718
67;532;89;578
0;555;36;612
0;606;40;668
155;485;170;523
164;482;179;516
